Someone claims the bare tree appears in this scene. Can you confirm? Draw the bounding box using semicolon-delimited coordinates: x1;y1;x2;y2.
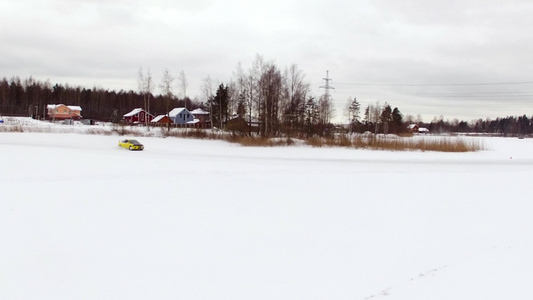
201;75;214;128
257;60;282;136
138;67;154;129
227;79;238;117
178;69;188;109
160;69;174;130
282;64;309;134
244;57;261;135
233;62;247;100
318;94;335;126
367;101;381;134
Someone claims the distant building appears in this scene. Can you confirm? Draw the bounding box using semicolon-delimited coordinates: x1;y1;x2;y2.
418;127;430;133
168;107;195;124
407;124;419;133
151;115;173;125
190;108;210;128
407;124;429;134
47;104;82;120
123;108;154;124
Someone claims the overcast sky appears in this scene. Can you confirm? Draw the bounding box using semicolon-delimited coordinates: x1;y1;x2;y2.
2;0;533;122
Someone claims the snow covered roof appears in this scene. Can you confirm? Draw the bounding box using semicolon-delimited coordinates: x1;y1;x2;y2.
151;115;170;123
123;108;144;117
47;104;82;111
190;108;209;115
187;119;200;124
168;107;189;117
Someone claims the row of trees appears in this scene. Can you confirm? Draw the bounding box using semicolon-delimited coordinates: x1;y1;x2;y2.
0;76;194;122
344;97;405;135
418;115;533;137
201;55;335;136
1;57;532;137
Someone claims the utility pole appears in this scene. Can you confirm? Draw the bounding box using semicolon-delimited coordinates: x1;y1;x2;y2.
319;70;335;101
318;70;335;128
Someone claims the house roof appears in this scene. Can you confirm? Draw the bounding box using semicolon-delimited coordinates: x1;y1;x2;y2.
168;107;190;117
190;108;209;115
47;104;82;111
123;108;144;117
151;115;171;123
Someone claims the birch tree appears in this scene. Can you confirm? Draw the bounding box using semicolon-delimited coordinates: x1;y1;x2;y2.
178;69;188;109
282;64;309;134
138;67;154;128
160;69;174;130
201;75;214;128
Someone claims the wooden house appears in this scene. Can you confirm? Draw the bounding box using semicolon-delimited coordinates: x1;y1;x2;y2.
47;104;82;120
168;107;194;125
407;124;419;133
123;108;154;124
407;124;429;134
151;115;173;125
190;108;210;128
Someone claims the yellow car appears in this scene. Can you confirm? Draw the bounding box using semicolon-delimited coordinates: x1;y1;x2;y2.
119;139;144;151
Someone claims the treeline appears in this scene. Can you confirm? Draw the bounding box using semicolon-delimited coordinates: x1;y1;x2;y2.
0;76;195;122
343;99;406;135
1;54;531;137
0;55;336;137
418;116;533;137
203;55;335;137
345;101;533;137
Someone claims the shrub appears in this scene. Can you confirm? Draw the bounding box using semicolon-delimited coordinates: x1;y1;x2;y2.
306;136;325;147
0;125;24;132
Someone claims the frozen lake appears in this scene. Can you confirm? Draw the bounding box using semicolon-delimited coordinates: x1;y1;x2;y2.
1;131;532;299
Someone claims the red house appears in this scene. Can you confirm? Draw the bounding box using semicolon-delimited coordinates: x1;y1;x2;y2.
123;108;154;124
151;115;173;125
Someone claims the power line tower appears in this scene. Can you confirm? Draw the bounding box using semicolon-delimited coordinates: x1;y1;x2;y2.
318;70;335;127
319;70;335;100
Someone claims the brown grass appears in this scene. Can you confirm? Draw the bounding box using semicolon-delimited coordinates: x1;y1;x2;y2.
87;128;114;135
0;125;24;132
157;129;483;152
0;121;483;152
161;128;222;140
302;134;483;152
224;135;294;147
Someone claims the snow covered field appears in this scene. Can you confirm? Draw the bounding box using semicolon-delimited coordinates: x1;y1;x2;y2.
1;130;532;299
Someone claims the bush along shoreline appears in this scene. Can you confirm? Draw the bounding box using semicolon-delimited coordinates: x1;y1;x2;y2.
0;117;484;152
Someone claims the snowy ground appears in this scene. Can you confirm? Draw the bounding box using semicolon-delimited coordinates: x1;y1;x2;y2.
1;125;533;299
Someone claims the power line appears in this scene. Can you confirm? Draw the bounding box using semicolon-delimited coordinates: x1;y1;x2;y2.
333;92;533;98
334;81;533;87
406;92;533;95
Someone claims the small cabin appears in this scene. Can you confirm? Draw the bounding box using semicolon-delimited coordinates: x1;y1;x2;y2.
123;108;154;124
168;108;194;125
151;115;173;125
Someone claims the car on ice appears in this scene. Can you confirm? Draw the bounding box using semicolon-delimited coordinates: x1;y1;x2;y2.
118;139;144;151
